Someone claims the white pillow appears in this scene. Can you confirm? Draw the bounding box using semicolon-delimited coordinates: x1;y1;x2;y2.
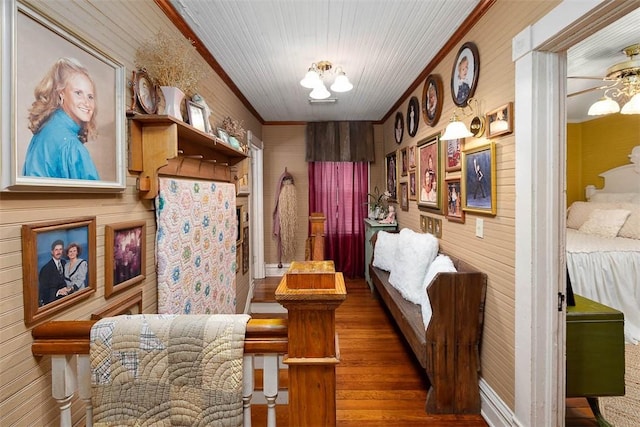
578;209;631;238
388;228;438;303
372;230;399;272
618;205;640;240
423;255;457;289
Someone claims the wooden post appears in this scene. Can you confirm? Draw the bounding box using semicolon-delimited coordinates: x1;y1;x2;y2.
275;261;346;427
309;212;326;261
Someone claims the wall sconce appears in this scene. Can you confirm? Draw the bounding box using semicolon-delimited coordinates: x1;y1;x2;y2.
440;98;485;140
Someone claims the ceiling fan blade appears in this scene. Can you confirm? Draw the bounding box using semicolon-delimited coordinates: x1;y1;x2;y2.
567;85;607;97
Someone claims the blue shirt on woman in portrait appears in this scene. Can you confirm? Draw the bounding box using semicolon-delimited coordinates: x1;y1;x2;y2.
22;108;99;180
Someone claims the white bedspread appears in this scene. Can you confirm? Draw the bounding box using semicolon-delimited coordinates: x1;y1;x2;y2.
566;229;640;344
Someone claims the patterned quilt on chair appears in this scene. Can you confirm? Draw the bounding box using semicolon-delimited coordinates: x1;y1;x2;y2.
90;313;250;427
156;178;237;315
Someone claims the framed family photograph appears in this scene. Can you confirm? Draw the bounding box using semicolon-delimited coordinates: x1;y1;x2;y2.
486;102;514;138
445;138;464;172
394;112;404;144
2;1;126;192
451;42;480;107
385;151;398;202
187;100;207;133
408;145;416;170
105;220;146;298
417;135;441;211
444;178;465;223
422;74;443;126
21;216;97;326
400;182;409;211
406;96;420;137
462;142;497;215
409;171;417;201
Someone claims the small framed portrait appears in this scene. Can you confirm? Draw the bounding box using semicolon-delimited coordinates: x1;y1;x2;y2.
394;112;404;144
400;182;409;211
462;142;497;215
451;42;480;107
427;216;434;234
445;138;464;172
406;96;420;137
132;69;157;114
242;226;249;274
417;135;441;211
408;145;416;170
401;147;409;176
236;206;243;243
217;128;230;144
422;74;443;126
4;2;126;192
486;102;514;138
420;215;428;232
444;178;465;223
21;216;97;326
385;151;398;202
433;218;442;238
187;100;207;133
409;171;417;201
105;220;146;298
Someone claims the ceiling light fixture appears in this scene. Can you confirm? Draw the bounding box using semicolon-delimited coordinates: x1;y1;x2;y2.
300;60;353;100
588;43;640;116
441;98;485;140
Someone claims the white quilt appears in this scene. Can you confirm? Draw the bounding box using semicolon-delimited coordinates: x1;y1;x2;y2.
566;228;640;344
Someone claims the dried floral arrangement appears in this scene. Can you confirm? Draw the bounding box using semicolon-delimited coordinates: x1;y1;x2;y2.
135;31;205;95
221;116;246;140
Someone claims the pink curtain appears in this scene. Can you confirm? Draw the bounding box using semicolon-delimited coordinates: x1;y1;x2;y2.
309;162;368;278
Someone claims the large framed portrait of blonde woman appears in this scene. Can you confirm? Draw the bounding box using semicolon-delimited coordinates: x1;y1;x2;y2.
1;1;126;192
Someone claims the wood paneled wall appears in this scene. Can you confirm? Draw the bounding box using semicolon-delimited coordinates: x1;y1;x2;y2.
380;0;560;409
0;1;258;425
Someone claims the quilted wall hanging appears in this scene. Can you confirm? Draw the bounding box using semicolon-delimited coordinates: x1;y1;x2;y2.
155;177;237;314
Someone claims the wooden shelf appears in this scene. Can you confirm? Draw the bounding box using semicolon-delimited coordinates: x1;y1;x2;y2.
128;114;248;199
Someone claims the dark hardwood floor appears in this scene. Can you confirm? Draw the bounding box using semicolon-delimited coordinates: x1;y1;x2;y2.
250;277;598;426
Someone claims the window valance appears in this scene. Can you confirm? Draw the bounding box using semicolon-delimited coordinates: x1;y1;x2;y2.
306;121;375;162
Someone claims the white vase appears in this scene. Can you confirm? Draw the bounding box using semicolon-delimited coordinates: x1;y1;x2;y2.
160;86;185;120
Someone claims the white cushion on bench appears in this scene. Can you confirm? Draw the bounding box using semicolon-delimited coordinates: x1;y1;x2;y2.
372;230;399;272
388;228;438;304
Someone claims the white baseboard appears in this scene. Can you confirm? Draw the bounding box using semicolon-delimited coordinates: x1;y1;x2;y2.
243;280;255;314
480;378;514;427
265;263;290;277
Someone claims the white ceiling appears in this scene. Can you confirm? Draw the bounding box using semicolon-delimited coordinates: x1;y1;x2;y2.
168;1;639;124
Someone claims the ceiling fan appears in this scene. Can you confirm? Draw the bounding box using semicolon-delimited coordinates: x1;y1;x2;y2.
567;43;640;115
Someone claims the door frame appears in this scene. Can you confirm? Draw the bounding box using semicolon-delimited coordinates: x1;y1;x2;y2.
512;1;638;425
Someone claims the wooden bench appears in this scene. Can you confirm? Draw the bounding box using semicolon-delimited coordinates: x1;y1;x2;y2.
369;241;487;414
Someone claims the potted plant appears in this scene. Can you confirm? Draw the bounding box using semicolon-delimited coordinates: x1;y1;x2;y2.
366;187;391;219
135;31;205;120
221;116;246;151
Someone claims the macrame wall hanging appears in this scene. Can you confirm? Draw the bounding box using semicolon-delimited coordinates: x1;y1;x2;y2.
273;168;297;267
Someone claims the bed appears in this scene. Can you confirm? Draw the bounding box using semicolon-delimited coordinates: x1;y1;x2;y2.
566;145;640;344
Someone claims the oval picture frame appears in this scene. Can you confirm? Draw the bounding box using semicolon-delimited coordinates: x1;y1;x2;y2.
422;74;443;127
134;70;157;114
406;96;420;137
394;112;404;144
450;42;480;107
